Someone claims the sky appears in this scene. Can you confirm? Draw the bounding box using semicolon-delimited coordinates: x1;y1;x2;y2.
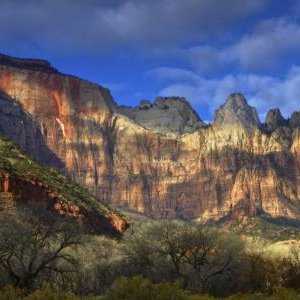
0;0;300;122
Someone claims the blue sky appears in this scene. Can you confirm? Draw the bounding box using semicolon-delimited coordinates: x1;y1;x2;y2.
1;0;300;122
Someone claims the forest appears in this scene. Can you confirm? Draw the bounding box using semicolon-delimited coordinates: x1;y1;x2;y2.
1;207;300;299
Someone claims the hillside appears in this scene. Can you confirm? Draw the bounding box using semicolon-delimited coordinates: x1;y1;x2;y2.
0;133;127;235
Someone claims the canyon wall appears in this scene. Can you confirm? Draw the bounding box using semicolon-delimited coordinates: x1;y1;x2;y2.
1;53;300;221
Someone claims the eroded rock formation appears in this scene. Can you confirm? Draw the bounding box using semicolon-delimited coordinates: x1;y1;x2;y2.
120;97;206;134
1;54;300;221
265;108;288;132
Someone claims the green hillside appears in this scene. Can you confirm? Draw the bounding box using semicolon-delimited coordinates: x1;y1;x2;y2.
0;133;126;235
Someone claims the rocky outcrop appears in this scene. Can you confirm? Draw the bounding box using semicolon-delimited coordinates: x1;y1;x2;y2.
1;54;300;222
119;97;206;134
290;111;300;128
0;53;58;73
0;172;126;234
264;108;288;132
213;93;260;131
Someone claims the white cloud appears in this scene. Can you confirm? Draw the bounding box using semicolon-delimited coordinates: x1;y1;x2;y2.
148;67;201;83
150;66;300;121
101;82;128;93
186;18;300;73
186;45;235;74
235;18;300;71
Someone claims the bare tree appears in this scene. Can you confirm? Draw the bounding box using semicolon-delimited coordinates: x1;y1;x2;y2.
120;220;243;292
0;211;83;289
181;225;242;292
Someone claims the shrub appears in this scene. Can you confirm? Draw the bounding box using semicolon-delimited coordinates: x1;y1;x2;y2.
24;285;81;300
187;295;214;300
154;281;190;300
0;286;25;300
268;288;300;300
104;276;189;300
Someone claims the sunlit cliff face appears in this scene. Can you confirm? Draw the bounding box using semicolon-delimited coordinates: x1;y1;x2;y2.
1;54;300;221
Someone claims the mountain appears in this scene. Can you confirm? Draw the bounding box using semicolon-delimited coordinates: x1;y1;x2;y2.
1;53;300;221
119;97;206;134
213;93;260;130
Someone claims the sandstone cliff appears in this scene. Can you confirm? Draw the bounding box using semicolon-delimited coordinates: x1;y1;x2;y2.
1;54;300;221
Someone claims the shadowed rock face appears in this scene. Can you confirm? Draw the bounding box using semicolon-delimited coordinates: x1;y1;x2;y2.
1;54;300;221
265;108;288;132
0;91;64;168
290;111;300;128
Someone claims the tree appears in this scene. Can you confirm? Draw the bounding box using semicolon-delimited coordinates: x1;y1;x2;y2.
0;209;83;289
280;244;300;290
179;225;242;292
121;220;243;293
75;236;121;295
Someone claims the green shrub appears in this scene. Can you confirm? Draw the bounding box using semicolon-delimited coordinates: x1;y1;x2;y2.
187;295;214;300
268;288;300;299
154;281;190;300
104;276;154;300
226;293;266;300
24;285;81;300
0;286;25;300
104;276;190;300
225;289;300;299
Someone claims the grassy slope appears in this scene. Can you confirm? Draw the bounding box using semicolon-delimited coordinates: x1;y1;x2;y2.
0;133;125;230
112;202;300;242
226;215;300;241
110;205;153;223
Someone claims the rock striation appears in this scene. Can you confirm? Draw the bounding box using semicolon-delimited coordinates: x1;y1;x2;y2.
1;54;300;222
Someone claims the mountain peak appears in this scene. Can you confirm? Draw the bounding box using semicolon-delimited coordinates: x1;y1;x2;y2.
119;96;206;134
224;93;248;107
213;93;260;129
290;111;300;128
265;108;287;132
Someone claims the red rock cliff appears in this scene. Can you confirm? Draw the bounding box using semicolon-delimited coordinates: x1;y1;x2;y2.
1;55;300;221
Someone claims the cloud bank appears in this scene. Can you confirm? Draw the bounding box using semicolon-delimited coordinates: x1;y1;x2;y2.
186;18;300;74
151;65;300;120
0;0;270;53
